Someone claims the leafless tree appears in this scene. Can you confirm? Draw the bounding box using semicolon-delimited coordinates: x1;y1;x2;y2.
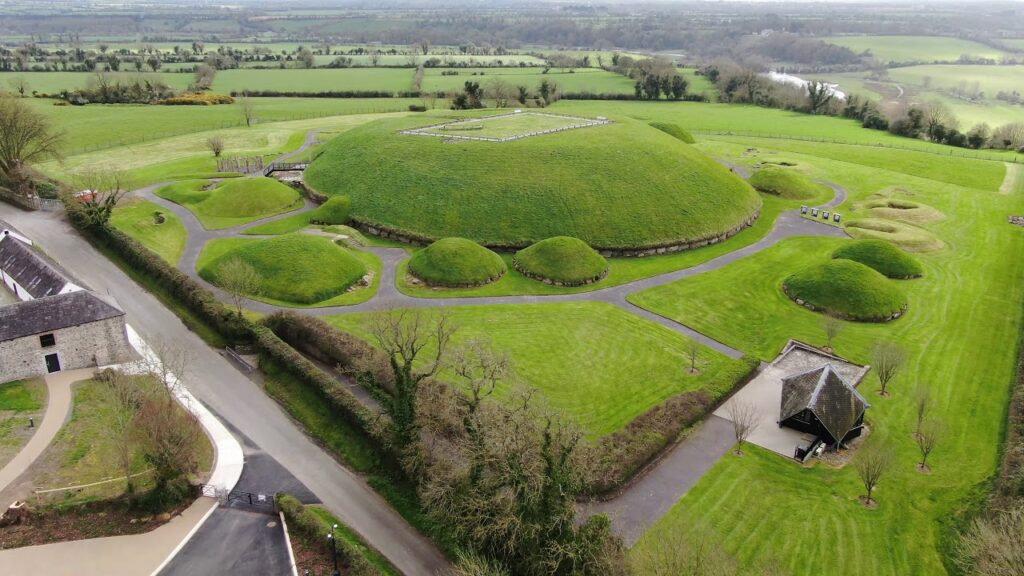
406;48;420;67
217;258;261;317
6;76;29;98
727;400;759;455
96;370;147;493
238;94;256;127
69;168;131;227
955;505;1024;576
139;338;190;407
806;81;835;115
0;96;64;185
854;442;894;506
192;63;216;91
872;341;907;396
206;136;225;158
915;419;943;472
420;40;430;56
369;50;381;67
485;78;514;108
913;384;933;437
823;314;843;352
133;385;203;497
450;549;511;576
686;340;701;374
630;522;739;576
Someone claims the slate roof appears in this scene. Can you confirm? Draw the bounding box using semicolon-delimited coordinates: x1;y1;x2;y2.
780;364;870;443
0;233;72;298
0;291;125;342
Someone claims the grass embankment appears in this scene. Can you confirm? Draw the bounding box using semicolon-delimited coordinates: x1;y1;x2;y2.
156;177;303;230
749;166;830;200
844;218;944;252
629;144;1024;575
649;122;695;143
0;379;45;469
833;239;924;279
784;259;908;321
306;114;761;249
407;238;506;287
329;302;753;438
864;195;944;224
243;196;351;235
198;234;369;305
109;199;188;264
513;236;608;284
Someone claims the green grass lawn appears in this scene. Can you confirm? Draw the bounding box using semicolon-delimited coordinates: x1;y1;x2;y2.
109;198;188;263
328;302;753;438
306;113;761;250
823;35;1010;63
408;112;599;139
886;64;1024;99
784;259;908;321
213;68;415;93
407;237;506;286
421;67;635;94
0;379;45;469
197;235;380;307
513;236;608;284
156;177;302;230
628;141;1024;575
749;166;830;200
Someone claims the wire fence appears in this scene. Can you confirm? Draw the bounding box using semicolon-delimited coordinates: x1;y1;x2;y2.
692;129;1022;164
62;106;410;156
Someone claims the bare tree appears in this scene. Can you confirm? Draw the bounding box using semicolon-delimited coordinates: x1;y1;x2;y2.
630;521;741;576
823;314;843;352
686;340;701;374
420;40;430;56
406;48;420;67
727;400;759;455
6;76;29;98
206;136;225;157
485;78;514;108
913;384;933;437
955;505;1024;576
451;549;511;576
369;50;381;67
0;96;64;185
217;258;261;317
139;338;190;408
872;341;907;396
238;94;256;127
68;168;131;227
96;370;146;493
915;419;943;472
806;81;835;115
133;386;203;502
371;309;455;445
192;63;217;91
854;443;894;506
451;340;511;484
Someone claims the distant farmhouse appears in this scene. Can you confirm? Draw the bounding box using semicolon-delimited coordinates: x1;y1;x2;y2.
0;226;134;382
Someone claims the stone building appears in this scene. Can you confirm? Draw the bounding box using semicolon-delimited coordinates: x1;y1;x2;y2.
0;229;81;301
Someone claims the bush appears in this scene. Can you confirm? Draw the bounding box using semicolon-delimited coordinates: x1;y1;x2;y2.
748;167;827;200
277;494;382;576
408;104;427;112
156;93;235;105
229;90;401;98
513;236;608;285
310;196;352;225
649;122;696;143
407;238;506;287
833;239;923;279
783;259;908;321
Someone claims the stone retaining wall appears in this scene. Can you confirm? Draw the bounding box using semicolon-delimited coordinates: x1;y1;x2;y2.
407;269;506;289
511;259;609;287
782;284;908;323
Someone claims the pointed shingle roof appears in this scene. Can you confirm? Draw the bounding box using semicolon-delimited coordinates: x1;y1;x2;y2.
780;364;870;443
0;291;125;342
0;233;73;299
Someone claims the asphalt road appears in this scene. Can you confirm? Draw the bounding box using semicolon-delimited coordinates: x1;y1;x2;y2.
0;205;450;576
159;508;292;576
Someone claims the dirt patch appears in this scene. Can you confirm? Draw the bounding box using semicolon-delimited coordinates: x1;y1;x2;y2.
1001;163;1021;195
858;495;879;509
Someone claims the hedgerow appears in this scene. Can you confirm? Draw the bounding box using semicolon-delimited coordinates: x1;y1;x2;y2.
277;494;382;576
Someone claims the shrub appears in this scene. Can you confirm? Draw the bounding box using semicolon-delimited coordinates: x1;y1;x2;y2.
513;236;608;285
407;238;506;287
277;494;382;576
408;104;427;112
833;239;923;279
783;259;908;321
156;93;235;105
748;167;827;200
649;122;696;143
310;196;352;225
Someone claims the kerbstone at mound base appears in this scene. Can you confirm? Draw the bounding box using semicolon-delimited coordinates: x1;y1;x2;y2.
833;239;923;279
783;259;908;322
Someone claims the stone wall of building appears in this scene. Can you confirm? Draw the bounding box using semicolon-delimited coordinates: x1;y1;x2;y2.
0;316;134;383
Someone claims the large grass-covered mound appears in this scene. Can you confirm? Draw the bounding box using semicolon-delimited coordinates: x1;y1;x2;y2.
783;259;908;321
514;236;608;285
748;167;828;200
649;122;696;143
305;115;761;250
833;240;923;279
408;237;506;287
199;234;367;304
157;176;302;230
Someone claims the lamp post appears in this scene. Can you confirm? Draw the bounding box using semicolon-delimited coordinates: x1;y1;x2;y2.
327;523;340;576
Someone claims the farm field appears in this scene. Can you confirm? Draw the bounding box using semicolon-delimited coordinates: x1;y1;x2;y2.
884;64;1024;97
421;67;636;94
628;141;1024;575
823;35;1011;63
213;68;415;93
328;302;753;438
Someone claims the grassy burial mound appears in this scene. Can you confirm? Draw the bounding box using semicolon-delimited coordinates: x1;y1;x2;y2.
407;238;507;287
305;114;761;251
648;122;696;144
156;176;302;230
244;195;352;235
833;239;924;279
783;259;908;321
844;218;944;252
199;234;368;304
748;167;829;201
864;194;944;224
513;236;609;286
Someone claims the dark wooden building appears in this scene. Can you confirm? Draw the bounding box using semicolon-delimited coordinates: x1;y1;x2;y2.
779;364;869;447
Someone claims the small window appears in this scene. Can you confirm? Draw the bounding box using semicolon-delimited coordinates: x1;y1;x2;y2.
39;333;56;348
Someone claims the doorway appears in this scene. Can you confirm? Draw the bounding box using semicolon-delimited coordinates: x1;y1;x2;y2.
44;353;61;373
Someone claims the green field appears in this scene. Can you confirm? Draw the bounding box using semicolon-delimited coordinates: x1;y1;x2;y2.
628;140;1024;575
329;302;753;438
196;235;380;307
885;64;1024;98
214;68;415;93
0;379;45;469
407;112;601;139
306;113;761;249
421;67;636;94
156;177;302;230
0;71;192;95
823;35;1010;63
110;198;188;263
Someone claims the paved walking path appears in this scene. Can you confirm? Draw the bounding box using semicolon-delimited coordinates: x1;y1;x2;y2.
0;496;218;576
0;369;87;497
